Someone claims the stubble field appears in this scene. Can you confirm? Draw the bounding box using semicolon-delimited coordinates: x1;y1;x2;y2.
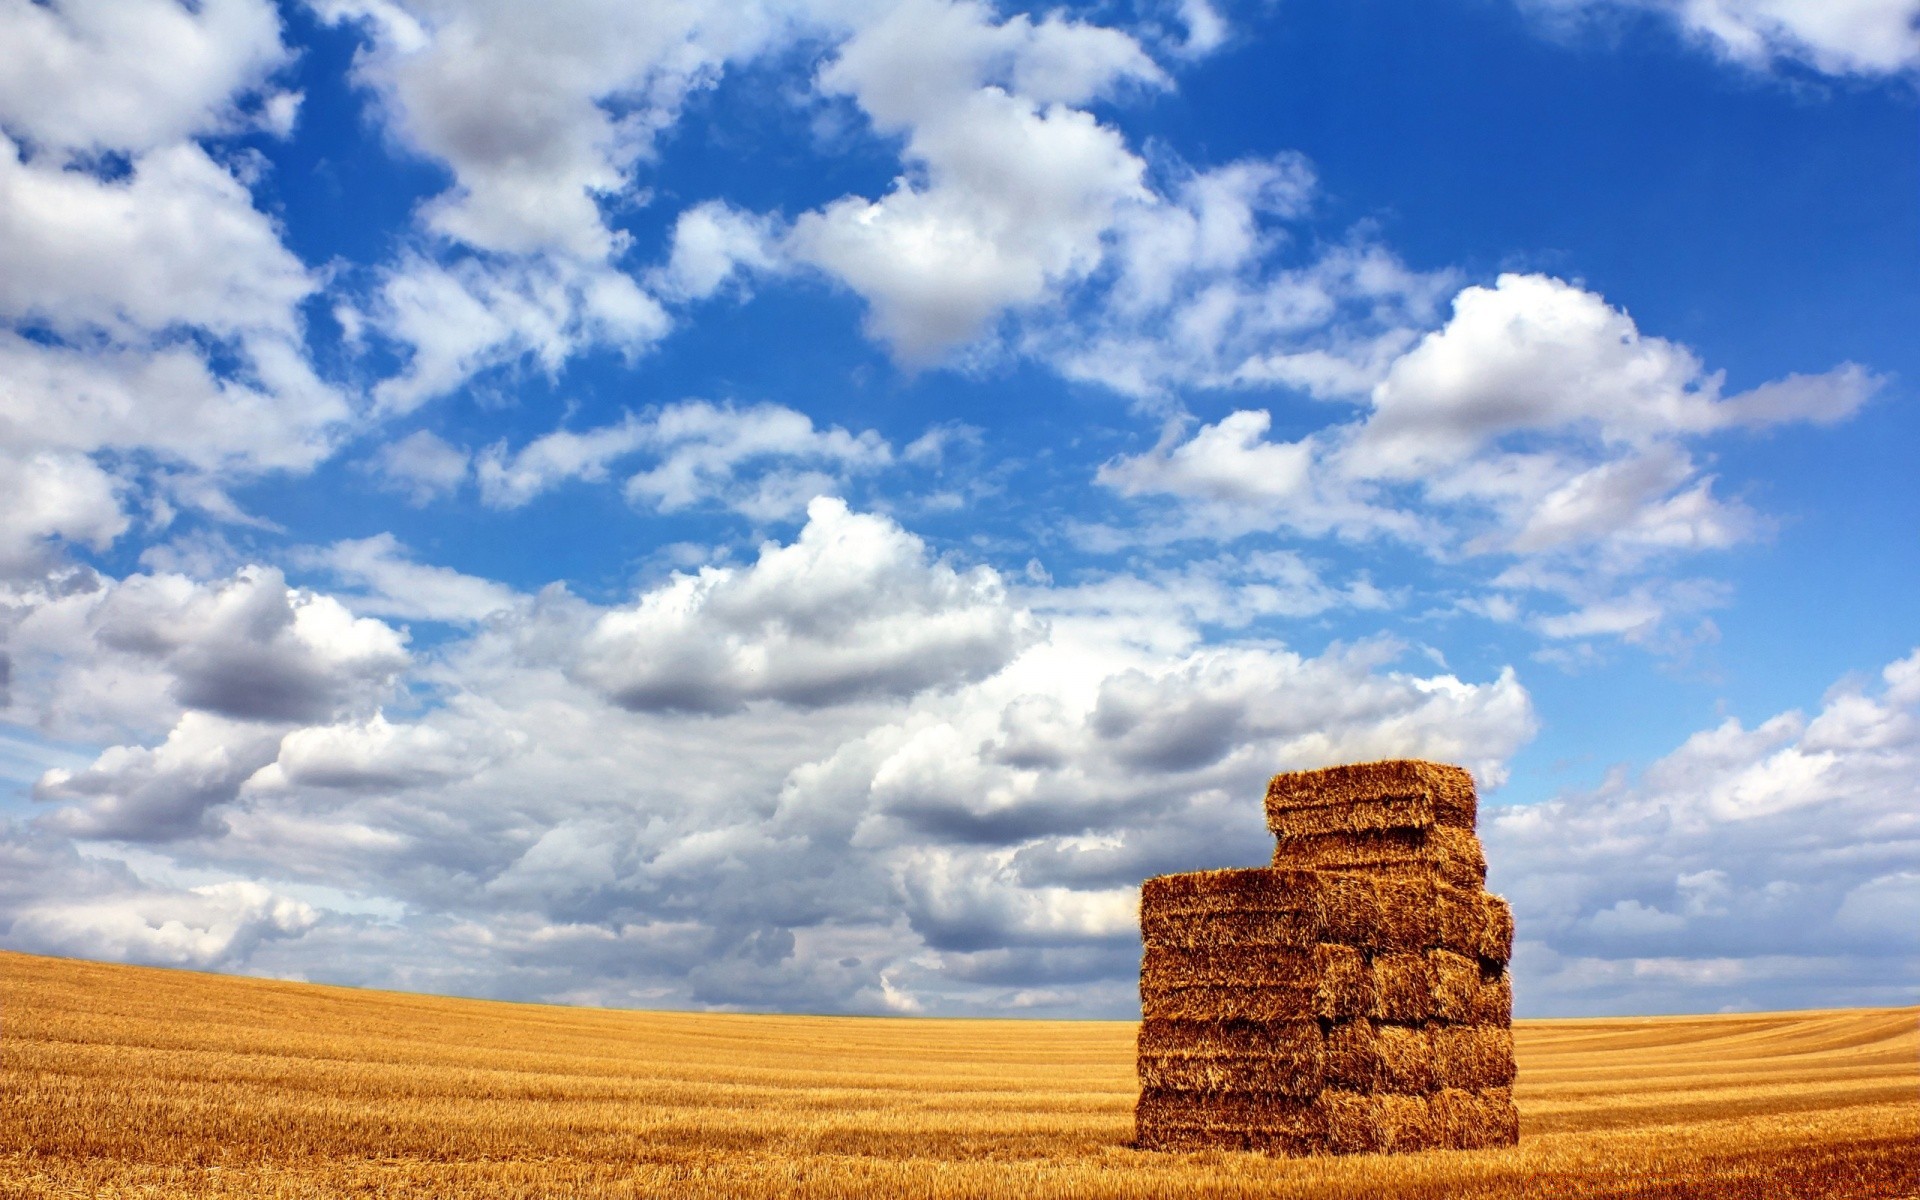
2;949;1915;1198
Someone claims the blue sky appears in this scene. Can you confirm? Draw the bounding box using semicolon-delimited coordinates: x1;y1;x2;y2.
1;0;1916;1018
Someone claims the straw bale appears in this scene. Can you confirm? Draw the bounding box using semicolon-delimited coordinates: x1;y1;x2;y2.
1373;1023;1438;1094
1135;1089;1329;1154
1314;874;1502;956
1136;1049;1325;1096
1142;906;1321;953
1431;1026;1516;1091
1139;946;1323;989
1320;1089;1436;1155
1265;760;1477;838
1427;949;1484;1023
1435;890;1514;962
1368;953;1435;1023
1271;826;1487;890
1141;982;1328;1023
1320;1019;1379;1091
1428;1086;1519;1150
1136;1018;1321;1058
1313;943;1375;1018
1141;868;1323;914
1465;969;1513;1026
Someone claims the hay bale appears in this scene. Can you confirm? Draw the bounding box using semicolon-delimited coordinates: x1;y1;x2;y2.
1265;760;1477;838
1321;1089;1436;1155
1466;968;1513;1027
1135;1089;1329;1154
1374;1023;1437;1094
1320;1018;1379;1091
1368;953;1435;1023
1271;826;1487;890
1141;948;1374;1022
1427;1086;1519;1150
1141;867;1323;913
1314;874;1506;957
1136;1047;1325;1096
1143;907;1322;952
1142;982;1326;1023
1134;758;1516;1158
1431;1026;1516;1091
1435;890;1514;962
1427;949;1484;1023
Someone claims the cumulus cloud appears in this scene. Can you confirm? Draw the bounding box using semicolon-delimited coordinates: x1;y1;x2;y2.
365;430;471;505
475;400;892;517
570;497;1038;713
0;0;289;152
3;565;409;742
9;878;316;969
299;534;518;624
10;503;1538;1013
0;1;348;562
788;0;1163;360
1490;647;1920;1014
1526;0;1920;76
1101;274;1880;641
367;253;668;415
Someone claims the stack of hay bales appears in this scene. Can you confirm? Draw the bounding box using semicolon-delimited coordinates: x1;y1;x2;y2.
1136;760;1518;1155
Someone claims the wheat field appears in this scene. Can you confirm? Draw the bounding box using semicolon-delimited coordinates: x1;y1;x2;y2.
2;950;1914;1198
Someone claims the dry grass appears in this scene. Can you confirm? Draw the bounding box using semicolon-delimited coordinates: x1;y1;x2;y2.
3;949;1915;1198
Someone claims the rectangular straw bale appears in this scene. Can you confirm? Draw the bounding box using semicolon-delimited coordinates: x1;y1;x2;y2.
1265;760;1477;838
1369;952;1435;1023
1435;890;1514;962
1140;945;1322;989
1427;949;1485;1023
1320;1089;1436;1155
1141;867;1324;914
1271;826;1488;890
1313;943;1375;1018
1136;1049;1325;1096
1135;1089;1329;1154
1373;1023;1438;1094
1431;1026;1516;1091
1466;967;1514;1026
1320;1018;1380;1091
1141;982;1328;1023
1427;1086;1520;1150
1142;906;1321;953
1136;1019;1325;1097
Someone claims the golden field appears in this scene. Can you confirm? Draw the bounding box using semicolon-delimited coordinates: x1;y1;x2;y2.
2;950;1915;1199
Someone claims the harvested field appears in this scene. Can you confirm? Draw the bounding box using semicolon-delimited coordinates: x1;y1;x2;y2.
2;950;1916;1198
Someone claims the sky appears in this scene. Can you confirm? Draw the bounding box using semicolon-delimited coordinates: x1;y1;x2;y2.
1;0;1916;1019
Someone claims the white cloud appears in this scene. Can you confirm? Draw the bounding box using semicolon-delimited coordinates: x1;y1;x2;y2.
3;565;409;743
35;710;287;840
788;0;1163;360
8;501;1539;1013
0;0;289;153
569;497;1039;713
652;201;781;302
316;0;787;261
368;254;668;415
301;534;518;624
475;400;892;517
365;430;472;505
1527;0;1920;76
9;878;316;968
1490;647;1920;1013
0;451;127;577
1100;274;1880;640
0;135;312;340
0;4;347;560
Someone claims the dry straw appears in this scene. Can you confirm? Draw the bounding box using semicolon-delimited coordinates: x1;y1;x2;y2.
1136;758;1518;1157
